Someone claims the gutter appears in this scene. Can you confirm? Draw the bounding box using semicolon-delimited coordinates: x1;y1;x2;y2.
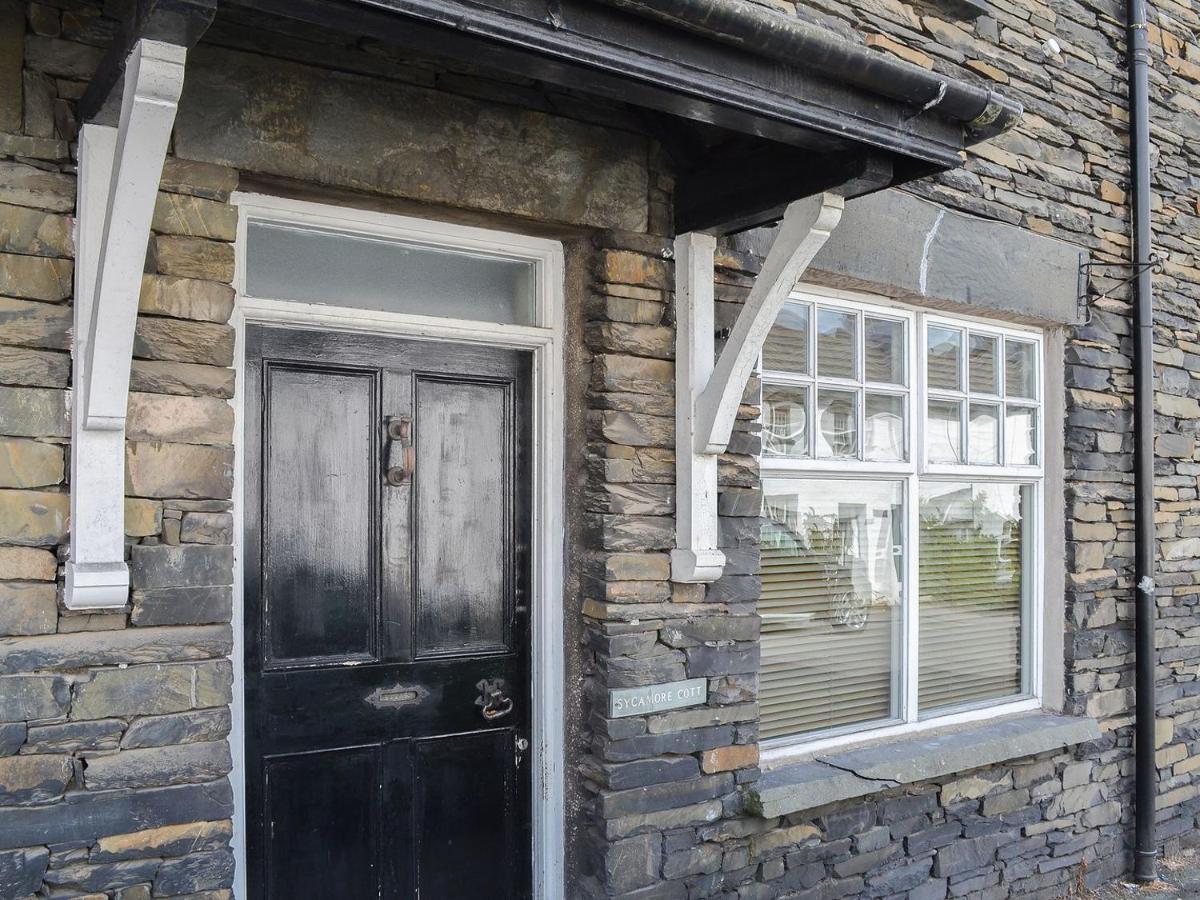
1127;0;1158;882
593;0;1022;142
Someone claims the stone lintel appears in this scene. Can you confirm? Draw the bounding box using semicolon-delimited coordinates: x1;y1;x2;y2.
732;188;1083;327
747;713;1101;818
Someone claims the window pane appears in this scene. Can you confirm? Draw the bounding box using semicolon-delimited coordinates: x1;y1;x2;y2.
760;479;903;740
968;403;1000;465
763;303;810;375
246;222;537;324
763;385;810;458
968;334;999;395
865;317;905;385
816;389;858;458
1006;406;1038;465
817;309;857;380
1005;339;1037;399
919;483;1027;713
927;325;962;391
926;399;963;464
865;393;905;461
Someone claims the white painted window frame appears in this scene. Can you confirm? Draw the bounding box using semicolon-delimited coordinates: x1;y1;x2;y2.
228;193;566;899
760;284;1046;762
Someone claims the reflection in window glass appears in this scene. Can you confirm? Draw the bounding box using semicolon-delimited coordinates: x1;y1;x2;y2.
763;385;810;458
969;334;999;395
865;394;905;461
968;403;1000;465
918;483;1028;713
760;479;903;739
246;221;536;324
1005;339;1037;399
865;317;905;385
927;399;963;464
1006;406;1038;465
927;325;962;391
763;303;810;375
817;309;857;380
816;390;858;458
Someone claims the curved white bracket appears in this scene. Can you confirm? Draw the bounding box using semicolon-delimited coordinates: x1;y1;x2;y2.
67;40;187;609
672;193;844;584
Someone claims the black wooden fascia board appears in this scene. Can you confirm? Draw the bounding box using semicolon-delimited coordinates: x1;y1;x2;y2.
675;147;895;235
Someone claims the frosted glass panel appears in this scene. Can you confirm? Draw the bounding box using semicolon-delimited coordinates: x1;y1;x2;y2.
246;222;537;325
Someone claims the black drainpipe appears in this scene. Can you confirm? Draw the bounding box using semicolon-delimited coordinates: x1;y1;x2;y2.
1127;0;1157;883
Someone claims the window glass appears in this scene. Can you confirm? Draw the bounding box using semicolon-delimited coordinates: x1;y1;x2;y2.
763;385;810;458
926;399;963;464
1006;406;1038;465
968;403;1000;465
816;389;858;458
246;221;537;325
918;483;1028;713
763;303;810;375
760;479;903;739
865;394;905;462
759;294;1043;748
1005;339;1038;400
968;334;999;395
817;309;857;380
865;317;905;385
927;325;962;391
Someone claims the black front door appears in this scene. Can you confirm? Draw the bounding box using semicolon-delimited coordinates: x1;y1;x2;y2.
244;325;532;899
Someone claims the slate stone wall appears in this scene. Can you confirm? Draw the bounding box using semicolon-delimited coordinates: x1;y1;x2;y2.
568;0;1200;897
0;0;1197;898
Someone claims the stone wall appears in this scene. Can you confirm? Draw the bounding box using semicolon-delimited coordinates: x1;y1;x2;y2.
569;0;1200;896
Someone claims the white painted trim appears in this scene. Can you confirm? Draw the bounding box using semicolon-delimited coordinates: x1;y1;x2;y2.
228;193;566;899
66;40;187;610
672;193;843;583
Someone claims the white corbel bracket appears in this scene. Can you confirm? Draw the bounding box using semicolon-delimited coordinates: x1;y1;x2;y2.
672;193;844;584
66;40;187;609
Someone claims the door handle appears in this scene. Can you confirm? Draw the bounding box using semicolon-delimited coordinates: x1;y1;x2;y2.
476;678;514;721
385;415;413;486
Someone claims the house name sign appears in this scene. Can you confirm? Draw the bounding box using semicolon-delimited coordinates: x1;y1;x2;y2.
608;678;707;718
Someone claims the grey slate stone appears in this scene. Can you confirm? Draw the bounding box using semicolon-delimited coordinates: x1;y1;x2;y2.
0;845;49;898
0;673;69;721
24;719;123;753
153;848;235;895
0;723;23;756
0;779;234;850
129;544;234;591
0;625;232;674
82;740;232;791
815;714;1101;787
120;707;231;750
745;762;894;819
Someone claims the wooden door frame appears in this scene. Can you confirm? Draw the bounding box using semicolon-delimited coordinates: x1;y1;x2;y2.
229;193;566;899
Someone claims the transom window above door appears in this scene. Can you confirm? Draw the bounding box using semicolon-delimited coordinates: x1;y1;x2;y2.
758;289;1044;752
241;216;546;327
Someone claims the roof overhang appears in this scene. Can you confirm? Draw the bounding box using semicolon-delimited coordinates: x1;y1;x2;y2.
80;0;1020;235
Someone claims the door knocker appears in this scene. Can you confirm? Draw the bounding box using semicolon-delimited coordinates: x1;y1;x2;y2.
475;678;514;721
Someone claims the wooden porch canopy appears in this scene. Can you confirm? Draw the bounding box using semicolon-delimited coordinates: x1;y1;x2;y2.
67;0;1021;607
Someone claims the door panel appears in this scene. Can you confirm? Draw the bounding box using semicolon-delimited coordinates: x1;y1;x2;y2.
245;325;532;899
264;746;380;898
414;730;517;897
263;365;378;667
414;375;512;657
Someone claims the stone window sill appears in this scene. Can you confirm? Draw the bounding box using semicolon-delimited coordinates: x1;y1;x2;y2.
744;712;1101;819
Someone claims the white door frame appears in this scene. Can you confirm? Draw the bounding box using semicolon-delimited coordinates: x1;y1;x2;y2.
228;192;566;899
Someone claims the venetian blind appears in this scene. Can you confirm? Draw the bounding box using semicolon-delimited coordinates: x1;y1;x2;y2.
759;482;901;740
917;484;1025;712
